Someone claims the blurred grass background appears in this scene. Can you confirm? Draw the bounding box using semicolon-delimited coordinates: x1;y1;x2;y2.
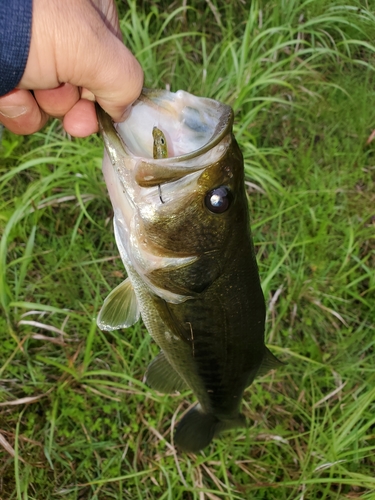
0;0;374;498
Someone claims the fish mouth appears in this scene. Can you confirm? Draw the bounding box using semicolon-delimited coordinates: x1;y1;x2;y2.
97;88;233;164
119;88;233;160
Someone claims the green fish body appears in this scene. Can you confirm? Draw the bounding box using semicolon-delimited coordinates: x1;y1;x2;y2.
96;89;282;453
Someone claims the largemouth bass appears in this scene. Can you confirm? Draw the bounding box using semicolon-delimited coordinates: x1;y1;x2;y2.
96;89;282;453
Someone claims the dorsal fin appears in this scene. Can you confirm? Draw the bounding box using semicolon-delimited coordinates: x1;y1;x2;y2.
256;347;284;378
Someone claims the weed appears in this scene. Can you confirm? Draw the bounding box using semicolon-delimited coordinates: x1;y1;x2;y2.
1;1;375;498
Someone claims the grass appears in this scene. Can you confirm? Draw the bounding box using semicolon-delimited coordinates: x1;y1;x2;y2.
1;0;375;498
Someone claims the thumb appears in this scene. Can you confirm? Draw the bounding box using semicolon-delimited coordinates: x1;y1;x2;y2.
80;35;144;122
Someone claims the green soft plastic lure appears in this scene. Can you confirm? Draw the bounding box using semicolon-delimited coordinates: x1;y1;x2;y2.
152;126;168;159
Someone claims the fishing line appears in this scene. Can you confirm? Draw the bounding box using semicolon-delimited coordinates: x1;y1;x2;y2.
158;184;165;204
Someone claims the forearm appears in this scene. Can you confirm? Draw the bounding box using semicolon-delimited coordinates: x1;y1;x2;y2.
0;0;32;96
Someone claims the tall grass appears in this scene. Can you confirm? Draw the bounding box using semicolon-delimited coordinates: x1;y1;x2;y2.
1;1;374;498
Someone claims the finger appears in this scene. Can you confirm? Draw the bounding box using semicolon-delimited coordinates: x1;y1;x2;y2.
72;32;143;122
94;41;143;122
0;89;48;135
63;99;98;137
33;83;80;117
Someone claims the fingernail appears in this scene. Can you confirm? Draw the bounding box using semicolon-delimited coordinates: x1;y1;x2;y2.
0;106;28;118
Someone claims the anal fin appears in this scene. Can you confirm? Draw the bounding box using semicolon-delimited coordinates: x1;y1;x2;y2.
145;351;187;393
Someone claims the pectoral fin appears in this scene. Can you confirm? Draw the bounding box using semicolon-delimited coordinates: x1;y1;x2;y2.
97;278;140;331
145;351;187;393
256;347;284;378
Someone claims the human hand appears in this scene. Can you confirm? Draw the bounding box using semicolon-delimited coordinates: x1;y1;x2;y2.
0;0;143;137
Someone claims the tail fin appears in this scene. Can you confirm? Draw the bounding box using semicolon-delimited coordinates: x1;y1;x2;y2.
174;405;246;453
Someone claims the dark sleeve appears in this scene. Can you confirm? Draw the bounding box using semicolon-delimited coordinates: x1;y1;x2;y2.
0;0;33;97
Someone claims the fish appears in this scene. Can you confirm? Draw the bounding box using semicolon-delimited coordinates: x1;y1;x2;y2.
95;88;282;453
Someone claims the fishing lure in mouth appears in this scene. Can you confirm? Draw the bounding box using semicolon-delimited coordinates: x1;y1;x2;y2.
152;126;168;203
152;126;168;159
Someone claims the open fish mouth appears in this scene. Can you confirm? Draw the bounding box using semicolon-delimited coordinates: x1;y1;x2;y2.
113;88;233;160
96;89;235;182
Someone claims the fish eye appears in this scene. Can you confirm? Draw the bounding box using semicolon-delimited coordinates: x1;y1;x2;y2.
205;186;232;214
